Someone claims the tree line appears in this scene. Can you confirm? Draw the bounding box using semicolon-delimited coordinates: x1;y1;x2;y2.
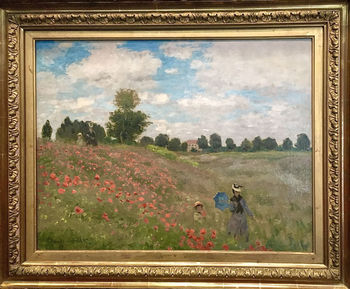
41;88;311;152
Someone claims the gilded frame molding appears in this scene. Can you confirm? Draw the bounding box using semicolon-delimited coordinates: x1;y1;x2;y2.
2;4;348;288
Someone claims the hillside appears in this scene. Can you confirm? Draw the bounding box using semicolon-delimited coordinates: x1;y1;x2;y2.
37;141;312;251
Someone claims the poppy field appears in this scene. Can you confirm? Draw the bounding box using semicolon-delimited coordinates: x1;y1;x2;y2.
37;141;312;251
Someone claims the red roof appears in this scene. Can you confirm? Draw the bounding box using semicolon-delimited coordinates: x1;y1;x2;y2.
186;140;198;145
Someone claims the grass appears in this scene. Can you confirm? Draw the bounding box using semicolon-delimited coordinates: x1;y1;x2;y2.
37;141;312;252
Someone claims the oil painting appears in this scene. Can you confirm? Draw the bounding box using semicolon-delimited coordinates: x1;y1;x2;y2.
36;39;312;251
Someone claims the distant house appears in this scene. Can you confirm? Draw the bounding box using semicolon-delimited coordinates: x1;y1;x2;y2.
186;140;200;152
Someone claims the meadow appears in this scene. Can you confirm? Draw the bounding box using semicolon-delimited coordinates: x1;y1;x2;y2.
37;141;312;251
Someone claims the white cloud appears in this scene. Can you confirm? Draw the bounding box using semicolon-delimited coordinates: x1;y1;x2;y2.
140;92;170;105
195;40;311;96
66;43;162;93
177;94;250;116
190;60;204;70
160;42;200;60
39;43;72;66
165;68;178;74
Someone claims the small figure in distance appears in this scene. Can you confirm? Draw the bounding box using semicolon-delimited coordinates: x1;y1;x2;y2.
85;122;97;146
76;132;85;146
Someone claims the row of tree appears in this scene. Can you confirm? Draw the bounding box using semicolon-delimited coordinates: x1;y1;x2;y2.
137;133;311;152
139;134;189;151
197;134;310;152
42;118;106;144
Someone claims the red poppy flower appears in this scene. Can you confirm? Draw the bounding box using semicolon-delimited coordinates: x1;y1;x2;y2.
58;188;65;194
102;212;110;222
153;225;158;231
50;173;57;180
138;197;145;202
222;244;229;251
72;189;77;194
200;228;206;235
94;174;100;180
143;218;149;224
165;213;171;218
74;206;84;214
108;198;113;203
206;241;214;249
97;197;103;202
211;230;216;239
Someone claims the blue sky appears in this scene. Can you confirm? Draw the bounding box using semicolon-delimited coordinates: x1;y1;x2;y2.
36;39;311;144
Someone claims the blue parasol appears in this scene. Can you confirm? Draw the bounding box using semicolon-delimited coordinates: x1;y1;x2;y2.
213;192;230;211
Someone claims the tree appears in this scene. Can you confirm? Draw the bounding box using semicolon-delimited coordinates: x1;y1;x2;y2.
140;136;154;146
41;120;53;140
197;135;209;150
56;117;106;144
252;136;263;151
282;137;293;151
113;88;140;111
181;142;188;152
240;138;252;152
225;138;236;150
56;116;74;141
168;138;181;151
209;133;222;151
155;134;169;147
106;89;151;144
262;137;278;150
295;133;310;151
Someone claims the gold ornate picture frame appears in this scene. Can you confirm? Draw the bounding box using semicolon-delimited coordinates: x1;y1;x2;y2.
0;2;349;288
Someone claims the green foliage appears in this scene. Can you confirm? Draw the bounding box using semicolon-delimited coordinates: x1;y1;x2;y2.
252;136;263;151
240;138;252;152
140;136;154;146
197;135;209;149
168;138;181;151
262;137;278;150
181;142;188;152
107;90;151;144
295;133;310;151
155;134;169;147
209;133;222;151
282;137;293;151
56;117;106;144
41;120;53;140
225;138;236;150
147;145;198;167
113;88;140;111
147;145;177;160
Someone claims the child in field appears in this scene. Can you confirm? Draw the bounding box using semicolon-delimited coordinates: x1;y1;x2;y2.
193;201;206;226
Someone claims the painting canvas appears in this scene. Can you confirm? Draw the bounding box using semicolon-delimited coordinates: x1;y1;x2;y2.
36;39;312;252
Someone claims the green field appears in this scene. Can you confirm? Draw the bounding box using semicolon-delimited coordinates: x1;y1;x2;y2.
37;141;312;251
